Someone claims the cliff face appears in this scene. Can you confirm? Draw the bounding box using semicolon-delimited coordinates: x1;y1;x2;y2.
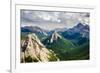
21;33;59;63
50;31;62;43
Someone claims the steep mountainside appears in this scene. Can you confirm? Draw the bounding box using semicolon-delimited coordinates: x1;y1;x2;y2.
21;33;59;63
42;31;76;60
61;23;89;45
49;31;62;43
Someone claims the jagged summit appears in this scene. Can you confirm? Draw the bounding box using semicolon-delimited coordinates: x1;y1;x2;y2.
27;33;45;47
50;31;62;43
21;33;59;63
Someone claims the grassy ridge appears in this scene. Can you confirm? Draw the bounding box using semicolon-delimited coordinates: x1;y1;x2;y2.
42;36;89;61
66;42;89;60
42;37;76;60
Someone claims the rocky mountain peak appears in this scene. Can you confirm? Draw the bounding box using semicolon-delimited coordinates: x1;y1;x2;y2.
21;33;59;63
27;33;45;47
50;31;62;43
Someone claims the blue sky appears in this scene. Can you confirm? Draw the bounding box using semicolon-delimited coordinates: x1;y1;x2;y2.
21;10;90;30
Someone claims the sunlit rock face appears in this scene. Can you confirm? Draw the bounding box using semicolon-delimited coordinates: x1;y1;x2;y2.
50;31;62;43
21;33;59;63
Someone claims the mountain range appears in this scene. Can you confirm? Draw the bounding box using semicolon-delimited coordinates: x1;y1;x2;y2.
21;22;90;62
61;23;89;45
21;26;48;41
21;23;89;38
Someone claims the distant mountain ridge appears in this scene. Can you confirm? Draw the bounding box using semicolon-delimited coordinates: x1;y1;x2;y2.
67;23;89;38
61;23;89;45
21;26;48;36
21;22;89;45
21;23;89;38
21;22;90;61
